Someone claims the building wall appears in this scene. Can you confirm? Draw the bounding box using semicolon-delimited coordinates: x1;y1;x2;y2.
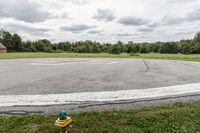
0;48;7;53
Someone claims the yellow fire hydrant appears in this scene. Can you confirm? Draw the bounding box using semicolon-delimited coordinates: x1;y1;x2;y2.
55;110;72;133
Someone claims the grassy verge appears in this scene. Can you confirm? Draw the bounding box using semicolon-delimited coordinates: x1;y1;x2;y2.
1;102;200;133
0;52;200;62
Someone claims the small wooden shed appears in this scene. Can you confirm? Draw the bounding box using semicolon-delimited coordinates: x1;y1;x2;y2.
0;42;7;53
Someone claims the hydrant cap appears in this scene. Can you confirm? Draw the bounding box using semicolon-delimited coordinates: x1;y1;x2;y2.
59;110;67;120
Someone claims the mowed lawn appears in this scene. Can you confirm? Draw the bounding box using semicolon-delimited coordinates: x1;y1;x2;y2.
1;102;200;133
1;52;200;62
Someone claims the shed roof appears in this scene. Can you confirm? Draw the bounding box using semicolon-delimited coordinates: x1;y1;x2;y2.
0;42;6;49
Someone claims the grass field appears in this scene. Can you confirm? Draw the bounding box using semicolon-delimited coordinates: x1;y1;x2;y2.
0;52;200;62
1;102;200;133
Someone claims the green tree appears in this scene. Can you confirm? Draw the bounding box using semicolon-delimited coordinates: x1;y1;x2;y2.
139;44;149;53
92;44;101;53
117;41;124;52
178;40;192;54
126;42;134;53
1;31;13;52
193;32;200;43
151;42;161;53
191;32;200;54
159;42;178;54
12;33;22;52
34;39;52;52
110;44;121;54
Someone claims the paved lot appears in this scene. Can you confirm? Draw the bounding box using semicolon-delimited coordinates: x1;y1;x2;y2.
1;58;200;115
1;58;200;95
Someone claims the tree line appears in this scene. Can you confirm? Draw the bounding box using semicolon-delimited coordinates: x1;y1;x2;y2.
1;29;200;54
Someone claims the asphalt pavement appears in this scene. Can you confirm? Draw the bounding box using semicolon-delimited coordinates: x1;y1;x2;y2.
1;58;200;115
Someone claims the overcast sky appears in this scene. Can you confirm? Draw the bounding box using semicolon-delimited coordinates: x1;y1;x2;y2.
0;0;200;43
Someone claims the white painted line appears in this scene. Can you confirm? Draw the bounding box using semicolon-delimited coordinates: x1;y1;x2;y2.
106;61;119;65
29;62;78;66
29;60;119;66
1;83;200;107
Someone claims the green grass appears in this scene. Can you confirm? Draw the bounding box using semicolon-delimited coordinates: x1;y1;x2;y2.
0;52;200;62
1;102;200;133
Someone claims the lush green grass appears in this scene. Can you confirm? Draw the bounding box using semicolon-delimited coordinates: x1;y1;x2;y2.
1;102;200;133
1;52;200;62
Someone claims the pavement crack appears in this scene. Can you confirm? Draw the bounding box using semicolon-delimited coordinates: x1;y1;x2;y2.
142;59;150;72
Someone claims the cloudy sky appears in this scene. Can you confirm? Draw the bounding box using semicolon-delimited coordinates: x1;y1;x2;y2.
0;0;200;43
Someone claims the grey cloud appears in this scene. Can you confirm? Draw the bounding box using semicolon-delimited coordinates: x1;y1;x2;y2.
167;0;199;3
147;22;160;28
93;9;116;22
1;21;50;35
60;24;96;33
0;0;51;23
115;33;135;37
60;0;88;6
175;31;194;35
52;12;70;19
87;29;103;34
162;15;183;25
70;0;88;5
187;9;200;22
62;13;69;19
138;27;154;32
118;16;150;26
163;8;200;25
